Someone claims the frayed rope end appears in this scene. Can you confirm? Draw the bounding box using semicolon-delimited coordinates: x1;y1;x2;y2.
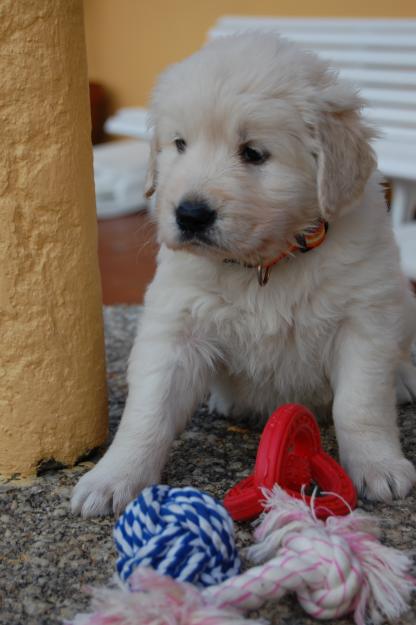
66;568;264;625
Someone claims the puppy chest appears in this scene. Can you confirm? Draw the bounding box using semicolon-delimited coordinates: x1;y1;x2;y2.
214;312;335;395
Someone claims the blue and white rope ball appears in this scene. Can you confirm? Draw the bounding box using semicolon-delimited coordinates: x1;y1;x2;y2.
114;485;241;588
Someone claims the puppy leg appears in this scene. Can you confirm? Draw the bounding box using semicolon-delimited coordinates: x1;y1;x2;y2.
71;316;215;517
332;327;416;501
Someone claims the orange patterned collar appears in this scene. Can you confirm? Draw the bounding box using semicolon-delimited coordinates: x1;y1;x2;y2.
257;219;329;286
225;220;329;286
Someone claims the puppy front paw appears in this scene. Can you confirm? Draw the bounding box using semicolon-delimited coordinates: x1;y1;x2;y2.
71;456;160;518
345;456;416;502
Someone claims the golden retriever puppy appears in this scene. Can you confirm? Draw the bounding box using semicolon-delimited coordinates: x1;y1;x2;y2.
72;33;416;517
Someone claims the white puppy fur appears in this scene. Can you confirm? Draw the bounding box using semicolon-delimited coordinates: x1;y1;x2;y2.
72;33;416;517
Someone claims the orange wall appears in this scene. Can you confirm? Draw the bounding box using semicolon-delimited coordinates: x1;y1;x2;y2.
84;0;416;111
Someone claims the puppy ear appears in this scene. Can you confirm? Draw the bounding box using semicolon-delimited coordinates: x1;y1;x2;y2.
315;103;376;220
144;134;158;198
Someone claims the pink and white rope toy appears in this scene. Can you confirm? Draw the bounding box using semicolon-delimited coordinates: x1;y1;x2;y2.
69;486;415;625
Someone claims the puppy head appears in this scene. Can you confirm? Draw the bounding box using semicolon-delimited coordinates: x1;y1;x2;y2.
146;33;376;265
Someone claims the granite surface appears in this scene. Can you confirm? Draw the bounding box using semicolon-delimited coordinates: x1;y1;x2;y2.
0;305;415;625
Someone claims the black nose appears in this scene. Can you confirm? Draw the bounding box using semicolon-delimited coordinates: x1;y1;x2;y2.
175;200;216;234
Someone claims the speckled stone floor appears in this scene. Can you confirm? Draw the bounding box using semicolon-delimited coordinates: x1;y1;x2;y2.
1;306;415;625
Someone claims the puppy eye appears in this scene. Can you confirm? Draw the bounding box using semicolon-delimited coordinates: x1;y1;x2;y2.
239;144;269;165
174;138;186;154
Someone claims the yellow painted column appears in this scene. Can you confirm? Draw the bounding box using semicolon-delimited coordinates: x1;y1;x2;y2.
0;0;108;477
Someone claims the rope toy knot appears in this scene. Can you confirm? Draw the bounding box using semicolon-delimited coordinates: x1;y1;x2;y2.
279;529;363;619
114;485;241;587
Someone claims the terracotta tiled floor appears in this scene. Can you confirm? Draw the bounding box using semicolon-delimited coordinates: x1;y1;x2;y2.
98;211;158;304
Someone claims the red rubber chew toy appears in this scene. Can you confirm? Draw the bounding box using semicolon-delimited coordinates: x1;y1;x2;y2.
224;403;357;521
